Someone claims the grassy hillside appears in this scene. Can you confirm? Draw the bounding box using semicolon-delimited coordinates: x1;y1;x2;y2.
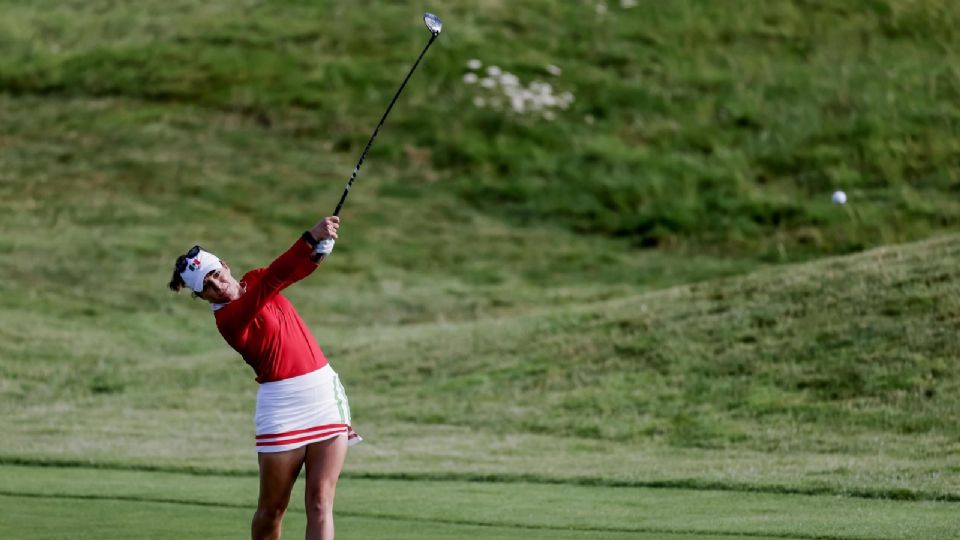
346;235;960;451
1;0;958;259
1;0;959;508
3;221;958;496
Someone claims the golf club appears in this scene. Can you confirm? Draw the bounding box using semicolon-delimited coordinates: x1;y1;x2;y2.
331;12;442;218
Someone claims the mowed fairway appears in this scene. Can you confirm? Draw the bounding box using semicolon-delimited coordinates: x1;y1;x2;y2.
1;465;957;540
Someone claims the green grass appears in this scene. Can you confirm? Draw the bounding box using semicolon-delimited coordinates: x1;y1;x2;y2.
1;0;959;538
2;236;958;501
345;237;960;445
2;465;958;539
1;1;959;258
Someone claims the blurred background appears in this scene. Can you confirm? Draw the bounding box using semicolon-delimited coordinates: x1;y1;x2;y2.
1;1;958;538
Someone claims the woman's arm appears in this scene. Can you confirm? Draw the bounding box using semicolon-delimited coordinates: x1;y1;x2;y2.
220;216;340;328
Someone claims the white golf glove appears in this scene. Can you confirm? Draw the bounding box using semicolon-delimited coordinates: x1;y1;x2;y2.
315;238;335;256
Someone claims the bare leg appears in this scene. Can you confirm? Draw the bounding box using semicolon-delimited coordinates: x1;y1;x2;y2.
252;448;306;540
303;435;348;540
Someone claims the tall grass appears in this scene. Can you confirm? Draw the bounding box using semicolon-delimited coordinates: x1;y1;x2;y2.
0;1;957;259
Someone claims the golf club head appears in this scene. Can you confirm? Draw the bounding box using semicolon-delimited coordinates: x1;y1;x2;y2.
424;12;442;35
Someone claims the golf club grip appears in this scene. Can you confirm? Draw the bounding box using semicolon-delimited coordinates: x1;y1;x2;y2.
330;33;438;217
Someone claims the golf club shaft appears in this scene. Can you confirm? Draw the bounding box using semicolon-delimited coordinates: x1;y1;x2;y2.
332;33;438;217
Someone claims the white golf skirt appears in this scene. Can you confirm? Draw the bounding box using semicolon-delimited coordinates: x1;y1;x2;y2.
255;365;362;453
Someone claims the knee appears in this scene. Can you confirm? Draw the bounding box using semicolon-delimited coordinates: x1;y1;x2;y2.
256;499;288;525
306;482;337;517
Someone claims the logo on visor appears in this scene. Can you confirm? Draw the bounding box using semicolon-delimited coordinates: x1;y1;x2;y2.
188;257;201;272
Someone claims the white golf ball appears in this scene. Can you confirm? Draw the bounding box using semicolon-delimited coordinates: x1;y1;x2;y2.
832;190;847;205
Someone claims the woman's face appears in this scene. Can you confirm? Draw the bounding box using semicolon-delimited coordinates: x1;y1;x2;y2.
198;263;242;303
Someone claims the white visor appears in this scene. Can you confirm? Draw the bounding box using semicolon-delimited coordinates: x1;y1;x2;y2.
180;249;223;293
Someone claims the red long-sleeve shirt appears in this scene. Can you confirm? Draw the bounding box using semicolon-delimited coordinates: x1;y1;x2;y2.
214;238;328;383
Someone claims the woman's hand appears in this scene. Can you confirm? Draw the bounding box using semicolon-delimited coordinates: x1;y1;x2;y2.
310;216;340;241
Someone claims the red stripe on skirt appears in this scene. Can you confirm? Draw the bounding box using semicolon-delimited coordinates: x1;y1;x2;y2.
256;428;348;447
255;423;348;440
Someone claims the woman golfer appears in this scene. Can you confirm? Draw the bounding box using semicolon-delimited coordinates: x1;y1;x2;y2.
168;215;360;540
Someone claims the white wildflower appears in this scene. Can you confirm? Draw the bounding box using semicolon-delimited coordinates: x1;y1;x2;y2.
463;65;573;120
501;85;518;96
596;2;607;15
620;0;638;7
499;72;520;87
545;64;562;76
467;59;482;70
